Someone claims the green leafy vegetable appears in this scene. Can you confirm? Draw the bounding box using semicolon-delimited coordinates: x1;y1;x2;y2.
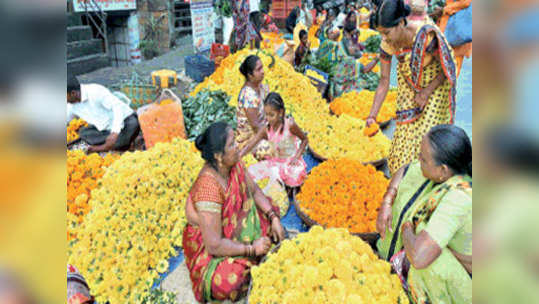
364;35;382;53
183;89;237;141
361;72;381;91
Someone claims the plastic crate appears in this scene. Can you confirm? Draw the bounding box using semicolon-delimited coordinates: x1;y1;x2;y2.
304;65;328;95
272;8;287;19
185;55;215;83
287;0;301;11
272;1;286;10
210;43;230;68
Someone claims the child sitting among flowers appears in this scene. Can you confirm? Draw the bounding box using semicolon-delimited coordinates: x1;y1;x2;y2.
240;92;308;196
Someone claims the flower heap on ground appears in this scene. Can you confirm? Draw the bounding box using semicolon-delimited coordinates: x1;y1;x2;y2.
68;138;203;303
308;25;321;48
296;160;389;233
67;118;88;142
250;226;409;304
67;150;119;240
358;28;379;43
261;32;285;50
330;90;397;123
191;48;390;162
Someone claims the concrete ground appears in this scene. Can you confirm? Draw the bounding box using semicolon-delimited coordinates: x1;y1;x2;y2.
77;35;195;88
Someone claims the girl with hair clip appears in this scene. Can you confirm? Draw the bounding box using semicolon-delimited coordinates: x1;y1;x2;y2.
240;92;309;197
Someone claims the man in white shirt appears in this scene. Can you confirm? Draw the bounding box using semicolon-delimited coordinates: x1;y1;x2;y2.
67;75;139;152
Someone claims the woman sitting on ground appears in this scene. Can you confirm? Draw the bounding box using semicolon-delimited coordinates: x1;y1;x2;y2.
377;124;472;303
183;122;285;303
331;21;380;99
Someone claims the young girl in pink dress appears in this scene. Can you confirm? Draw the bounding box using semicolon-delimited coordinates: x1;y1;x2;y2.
240;92;309;195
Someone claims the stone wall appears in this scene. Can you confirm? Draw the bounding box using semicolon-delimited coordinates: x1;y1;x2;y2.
136;0;171;54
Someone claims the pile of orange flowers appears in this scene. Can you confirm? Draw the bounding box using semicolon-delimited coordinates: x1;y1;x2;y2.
363;123;380;136
67;150;119;240
330;90;397;123
67;118;87;142
359;53;380;74
296;159;389;233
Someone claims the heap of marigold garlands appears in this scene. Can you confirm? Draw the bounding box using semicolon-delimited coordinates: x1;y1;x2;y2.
330;90;397;123
249;226;409;304
67;150;119;240
67;118;87;142
191;48;391;162
68;138;203;304
296;159;389;233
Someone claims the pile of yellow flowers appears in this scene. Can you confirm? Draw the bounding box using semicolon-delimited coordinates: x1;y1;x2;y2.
330;90;397;123
68;138;203;303
306;114;390;161
261;32;285;50
308;25;321;49
358;28;379;43
250;226;409;304
67;150;119;240
67;118;87;142
191;48;391;162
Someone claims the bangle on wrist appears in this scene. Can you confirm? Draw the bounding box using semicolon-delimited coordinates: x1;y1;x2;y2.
267;210;277;220
385;187;398;198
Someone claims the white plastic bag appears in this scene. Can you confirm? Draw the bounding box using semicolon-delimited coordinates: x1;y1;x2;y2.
223;16;234;46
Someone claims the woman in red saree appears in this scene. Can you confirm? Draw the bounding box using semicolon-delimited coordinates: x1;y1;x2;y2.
183;121;285;303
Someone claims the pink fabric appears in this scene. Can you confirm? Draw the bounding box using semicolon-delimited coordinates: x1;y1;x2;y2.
248;117;307;187
406;0;429;21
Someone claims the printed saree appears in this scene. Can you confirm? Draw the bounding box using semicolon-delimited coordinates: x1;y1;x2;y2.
376;161;472;303
330;37;365;98
381;23;457;174
183;163;279;302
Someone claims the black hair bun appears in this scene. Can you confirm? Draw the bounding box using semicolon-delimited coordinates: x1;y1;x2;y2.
195;133;206;152
399;0;412;18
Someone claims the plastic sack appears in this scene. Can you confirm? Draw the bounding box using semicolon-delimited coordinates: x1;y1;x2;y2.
138;89;186;149
445;4;472;46
185;55;215;83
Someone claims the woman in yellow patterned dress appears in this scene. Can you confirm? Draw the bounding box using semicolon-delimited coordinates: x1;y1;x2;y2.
367;0;457;175
236;55;274;160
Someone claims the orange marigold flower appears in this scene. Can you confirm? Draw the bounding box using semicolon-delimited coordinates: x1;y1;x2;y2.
296;159;389;234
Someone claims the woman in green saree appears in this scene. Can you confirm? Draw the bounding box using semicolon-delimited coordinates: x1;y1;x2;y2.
330;22;379;99
377;124;472;303
183;122;285;303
